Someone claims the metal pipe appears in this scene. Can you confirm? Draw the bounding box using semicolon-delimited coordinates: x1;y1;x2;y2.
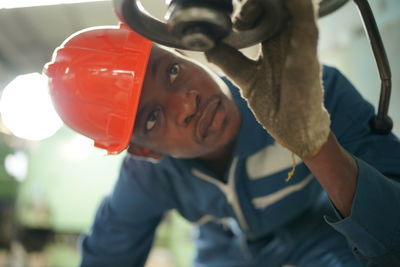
353;0;393;134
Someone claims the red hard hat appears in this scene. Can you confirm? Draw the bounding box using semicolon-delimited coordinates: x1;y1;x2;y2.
43;24;152;154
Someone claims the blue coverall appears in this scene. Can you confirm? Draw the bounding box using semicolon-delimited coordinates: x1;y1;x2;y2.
80;66;400;267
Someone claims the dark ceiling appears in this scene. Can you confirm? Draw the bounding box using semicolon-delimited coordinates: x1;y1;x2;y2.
0;1;120;89
0;0;168;90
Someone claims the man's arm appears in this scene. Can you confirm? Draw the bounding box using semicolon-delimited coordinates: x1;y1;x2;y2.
303;132;357;217
80;157;170;266
304;66;400;266
305;130;400;266
205;0;400;264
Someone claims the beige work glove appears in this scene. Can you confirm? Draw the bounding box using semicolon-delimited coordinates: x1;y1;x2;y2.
206;0;330;158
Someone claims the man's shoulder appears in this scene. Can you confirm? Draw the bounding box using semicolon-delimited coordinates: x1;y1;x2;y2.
120;155;186;179
321;65;344;91
121;155;164;176
321;65;372;110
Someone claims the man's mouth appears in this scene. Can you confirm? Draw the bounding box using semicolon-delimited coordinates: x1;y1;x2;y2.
196;97;226;141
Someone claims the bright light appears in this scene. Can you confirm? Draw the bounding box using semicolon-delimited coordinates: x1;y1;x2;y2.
0;73;63;141
0;0;108;9
4;151;28;182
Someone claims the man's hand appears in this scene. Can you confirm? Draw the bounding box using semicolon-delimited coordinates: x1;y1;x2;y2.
206;0;330;158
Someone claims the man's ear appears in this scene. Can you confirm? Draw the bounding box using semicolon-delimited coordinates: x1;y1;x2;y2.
127;143;163;162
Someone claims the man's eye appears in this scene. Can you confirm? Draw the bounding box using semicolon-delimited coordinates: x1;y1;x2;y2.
145;110;159;132
169;63;180;84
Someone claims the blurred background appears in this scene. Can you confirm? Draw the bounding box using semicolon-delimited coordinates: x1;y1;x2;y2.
0;0;398;266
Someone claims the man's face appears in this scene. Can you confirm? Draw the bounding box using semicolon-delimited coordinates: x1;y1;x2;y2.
131;45;241;159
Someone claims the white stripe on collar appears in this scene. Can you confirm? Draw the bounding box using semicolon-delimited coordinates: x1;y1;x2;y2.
246;143;302;180
252;174;314;209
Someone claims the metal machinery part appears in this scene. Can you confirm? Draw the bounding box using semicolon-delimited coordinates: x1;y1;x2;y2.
113;0;350;51
319;0;348;17
114;0;286;51
164;0;234;51
113;0;393;134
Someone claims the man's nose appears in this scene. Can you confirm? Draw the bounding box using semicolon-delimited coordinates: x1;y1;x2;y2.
169;89;199;126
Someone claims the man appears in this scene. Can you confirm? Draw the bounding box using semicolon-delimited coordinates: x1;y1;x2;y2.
44;0;400;266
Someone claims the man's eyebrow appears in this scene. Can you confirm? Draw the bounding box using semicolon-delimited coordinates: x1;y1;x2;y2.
151;54;168;78
151;58;158;79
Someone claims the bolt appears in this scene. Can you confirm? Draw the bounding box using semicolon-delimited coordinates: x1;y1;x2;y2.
181;32;215;51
